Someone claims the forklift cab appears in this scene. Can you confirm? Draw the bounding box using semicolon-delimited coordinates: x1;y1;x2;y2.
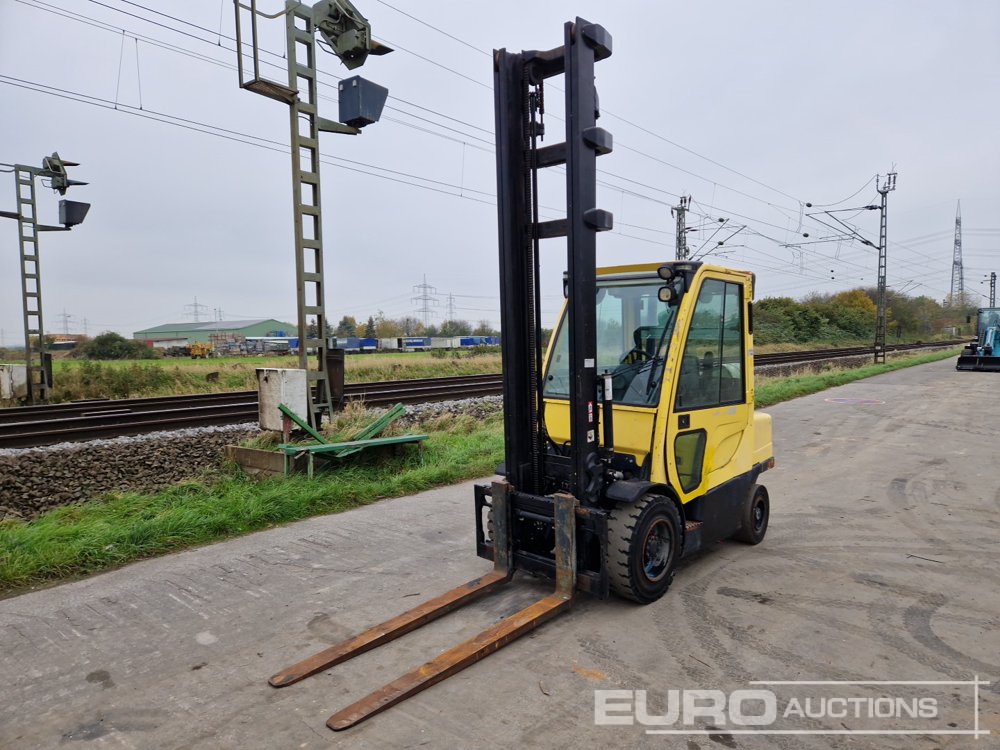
542;262;772;508
477;259;776;603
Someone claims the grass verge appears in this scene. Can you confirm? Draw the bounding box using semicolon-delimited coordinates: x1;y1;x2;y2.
0;348;960;595
754;348;961;407
45;351;503;402
0;413;502;595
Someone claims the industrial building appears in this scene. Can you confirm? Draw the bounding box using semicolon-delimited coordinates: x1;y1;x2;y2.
133;319;295;348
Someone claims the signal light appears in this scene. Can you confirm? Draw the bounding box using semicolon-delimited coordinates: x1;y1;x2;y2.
42;152;88;195
313;0;393;71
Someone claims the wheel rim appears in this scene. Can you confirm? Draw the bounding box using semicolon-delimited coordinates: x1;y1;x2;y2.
640;518;673;582
752;495;767;533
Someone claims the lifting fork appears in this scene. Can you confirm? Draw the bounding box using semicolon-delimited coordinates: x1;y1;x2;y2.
268;481;578;730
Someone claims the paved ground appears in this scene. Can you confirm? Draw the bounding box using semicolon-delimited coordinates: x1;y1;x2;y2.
1;358;998;749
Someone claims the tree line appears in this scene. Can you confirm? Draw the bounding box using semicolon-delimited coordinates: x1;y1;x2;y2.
755;287;976;345
332;287;975;348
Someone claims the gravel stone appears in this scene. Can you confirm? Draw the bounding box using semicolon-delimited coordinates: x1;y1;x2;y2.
0;423;258;521
399;395;503;426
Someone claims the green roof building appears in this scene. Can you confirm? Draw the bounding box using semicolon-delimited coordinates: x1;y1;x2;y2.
133;319;295;345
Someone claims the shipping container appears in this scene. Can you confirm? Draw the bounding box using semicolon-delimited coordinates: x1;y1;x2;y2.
335;337;362;352
399;336;431;351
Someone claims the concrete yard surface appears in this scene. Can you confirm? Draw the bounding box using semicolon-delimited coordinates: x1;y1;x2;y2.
1;358;998;749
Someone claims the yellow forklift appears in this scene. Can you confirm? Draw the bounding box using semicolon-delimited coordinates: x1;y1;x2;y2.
267;17;775;730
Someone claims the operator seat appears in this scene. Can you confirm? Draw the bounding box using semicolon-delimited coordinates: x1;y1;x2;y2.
677;353;702;408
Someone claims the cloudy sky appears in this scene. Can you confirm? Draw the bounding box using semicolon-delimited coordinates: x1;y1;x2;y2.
1;0;997;343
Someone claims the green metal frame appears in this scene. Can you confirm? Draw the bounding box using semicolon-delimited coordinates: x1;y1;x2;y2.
276;401;425;477
278;400;327;443
279;434;428;478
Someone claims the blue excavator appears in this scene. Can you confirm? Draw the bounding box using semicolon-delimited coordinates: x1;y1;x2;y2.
957;307;1000;371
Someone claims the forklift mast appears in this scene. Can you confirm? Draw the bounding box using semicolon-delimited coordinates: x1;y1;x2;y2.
266;20;630;731
494;18;613;506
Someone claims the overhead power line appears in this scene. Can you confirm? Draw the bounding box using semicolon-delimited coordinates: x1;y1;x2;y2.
78;0;819;219
65;0;941;286
21;0;496;155
370;0;814;208
29;0;865;267
7;73;917;298
9;1;951;301
0;75;498;207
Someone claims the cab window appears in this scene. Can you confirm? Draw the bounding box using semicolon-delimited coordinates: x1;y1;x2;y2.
675;279;745;410
544;278;678;406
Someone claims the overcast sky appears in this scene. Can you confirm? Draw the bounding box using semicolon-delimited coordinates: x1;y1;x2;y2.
1;0;998;343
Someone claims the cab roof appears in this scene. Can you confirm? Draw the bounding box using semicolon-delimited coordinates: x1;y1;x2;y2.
596;261;751;278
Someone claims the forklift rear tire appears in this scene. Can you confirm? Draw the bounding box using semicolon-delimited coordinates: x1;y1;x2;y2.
607;495;681;604
733;484;769;545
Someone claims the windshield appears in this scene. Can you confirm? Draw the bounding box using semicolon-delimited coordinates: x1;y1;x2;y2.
978;308;1000;341
544;278;678;406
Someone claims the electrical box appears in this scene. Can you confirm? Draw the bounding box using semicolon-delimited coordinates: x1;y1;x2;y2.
257;368;308;431
0;364;28;401
338;75;388;128
325;348;345;408
59;200;90;228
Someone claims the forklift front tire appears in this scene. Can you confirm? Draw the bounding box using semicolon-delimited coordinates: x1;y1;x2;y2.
734;484;769;545
607;495;681;604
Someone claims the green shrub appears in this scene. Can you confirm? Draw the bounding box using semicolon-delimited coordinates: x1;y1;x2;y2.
80;332;159;360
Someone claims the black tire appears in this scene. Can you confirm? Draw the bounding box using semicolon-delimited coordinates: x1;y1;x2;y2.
734;484;769;545
606;494;682;604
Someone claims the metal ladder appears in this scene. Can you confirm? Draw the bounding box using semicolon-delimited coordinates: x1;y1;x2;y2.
15;168;47;404
285;4;334;426
874;198;888;364
233;0;335;427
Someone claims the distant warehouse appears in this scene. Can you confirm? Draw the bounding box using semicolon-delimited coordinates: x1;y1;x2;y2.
134;319;295;348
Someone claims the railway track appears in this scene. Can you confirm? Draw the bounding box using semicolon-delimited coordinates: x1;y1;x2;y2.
0;375;504;449
0;341;962;449
754;340;963;366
